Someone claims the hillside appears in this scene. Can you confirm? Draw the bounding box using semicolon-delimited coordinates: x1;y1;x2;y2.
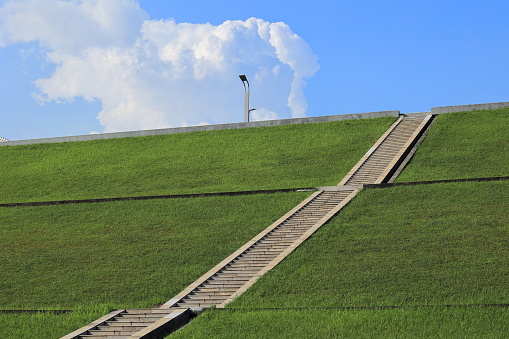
0;193;310;338
0;108;507;338
397;108;508;181
0;118;395;204
170;108;509;337
172;178;509;337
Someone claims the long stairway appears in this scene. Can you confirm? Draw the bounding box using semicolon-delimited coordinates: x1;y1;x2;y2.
62;114;433;339
162;187;359;310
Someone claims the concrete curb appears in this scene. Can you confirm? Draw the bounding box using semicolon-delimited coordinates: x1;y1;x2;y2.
364;176;509;189
0;310;74;314
2;101;507;146
0;110;399;146
217;303;509;312
431;101;509;114
0;187;316;208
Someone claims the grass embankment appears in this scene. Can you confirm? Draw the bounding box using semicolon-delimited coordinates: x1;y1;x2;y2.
0;192;310;311
173;181;509;337
172;307;509;338
230;181;509;307
0;309;107;339
397;108;509;182
0;192;310;338
0;118;395;204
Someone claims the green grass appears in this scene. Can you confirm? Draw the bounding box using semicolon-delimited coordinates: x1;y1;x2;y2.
0;309;108;339
0;192;310;310
0;118;395;203
229;181;509;308
171;307;509;338
2;110;507;337
397;108;509;182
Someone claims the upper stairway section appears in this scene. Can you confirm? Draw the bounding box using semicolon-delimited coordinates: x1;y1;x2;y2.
338;115;433;186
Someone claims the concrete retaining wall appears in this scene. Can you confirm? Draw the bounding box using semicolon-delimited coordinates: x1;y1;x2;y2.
431;101;509;114
2;101;507;146
0;110;399;146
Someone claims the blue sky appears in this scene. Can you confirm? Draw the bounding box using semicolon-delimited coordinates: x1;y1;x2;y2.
0;0;508;140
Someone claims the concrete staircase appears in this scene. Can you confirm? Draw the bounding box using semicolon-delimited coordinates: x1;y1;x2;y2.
62;114;434;338
339;115;433;185
161;187;360;310
62;309;192;339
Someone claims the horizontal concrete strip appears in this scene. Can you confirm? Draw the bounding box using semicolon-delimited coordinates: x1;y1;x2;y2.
219;303;509;312
0;187;317;208
431;101;509;114
4;175;506;207
0;309;74;314
2;101;507;146
364;176;509;189
0;110;400;146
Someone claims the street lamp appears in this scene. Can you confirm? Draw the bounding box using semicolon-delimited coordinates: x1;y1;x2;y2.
239;74;255;122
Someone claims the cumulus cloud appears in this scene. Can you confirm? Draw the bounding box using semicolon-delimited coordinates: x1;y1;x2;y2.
0;0;319;133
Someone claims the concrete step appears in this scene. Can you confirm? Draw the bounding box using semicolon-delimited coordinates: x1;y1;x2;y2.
85;330;136;336
184;294;230;301
80;336;130;339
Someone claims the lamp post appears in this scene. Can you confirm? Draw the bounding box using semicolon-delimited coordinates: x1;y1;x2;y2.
239;74;255;122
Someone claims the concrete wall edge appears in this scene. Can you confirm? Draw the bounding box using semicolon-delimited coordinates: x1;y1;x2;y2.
0;110;399;146
2;100;507;146
431;101;509;114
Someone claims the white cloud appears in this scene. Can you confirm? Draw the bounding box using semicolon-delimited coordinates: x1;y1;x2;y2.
0;0;319;133
250;108;280;122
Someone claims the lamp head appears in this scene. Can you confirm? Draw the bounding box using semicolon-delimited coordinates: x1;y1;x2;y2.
239;74;248;82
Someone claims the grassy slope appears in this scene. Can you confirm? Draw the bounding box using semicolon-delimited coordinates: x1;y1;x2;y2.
229;181;509;308
0;118;395;203
0;310;109;339
173;111;509;338
172;181;509;338
3;110;507;337
172;307;509;339
0;192;310;310
397;108;509;182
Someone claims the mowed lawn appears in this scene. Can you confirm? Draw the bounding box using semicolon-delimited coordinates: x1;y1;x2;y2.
0;192;310;338
172;307;509;338
0;192;310;311
0;117;395;204
172;180;509;337
230;181;509;307
397;108;509;182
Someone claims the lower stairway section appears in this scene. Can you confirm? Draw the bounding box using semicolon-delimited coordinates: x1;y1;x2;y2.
162;186;360;310
62;308;192;339
62;114;434;339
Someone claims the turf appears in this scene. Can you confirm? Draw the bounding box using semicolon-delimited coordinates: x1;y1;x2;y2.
0;118;395;204
171;307;509;338
228;181;509;308
0;309;108;339
0;192;310;310
397;108;509;182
